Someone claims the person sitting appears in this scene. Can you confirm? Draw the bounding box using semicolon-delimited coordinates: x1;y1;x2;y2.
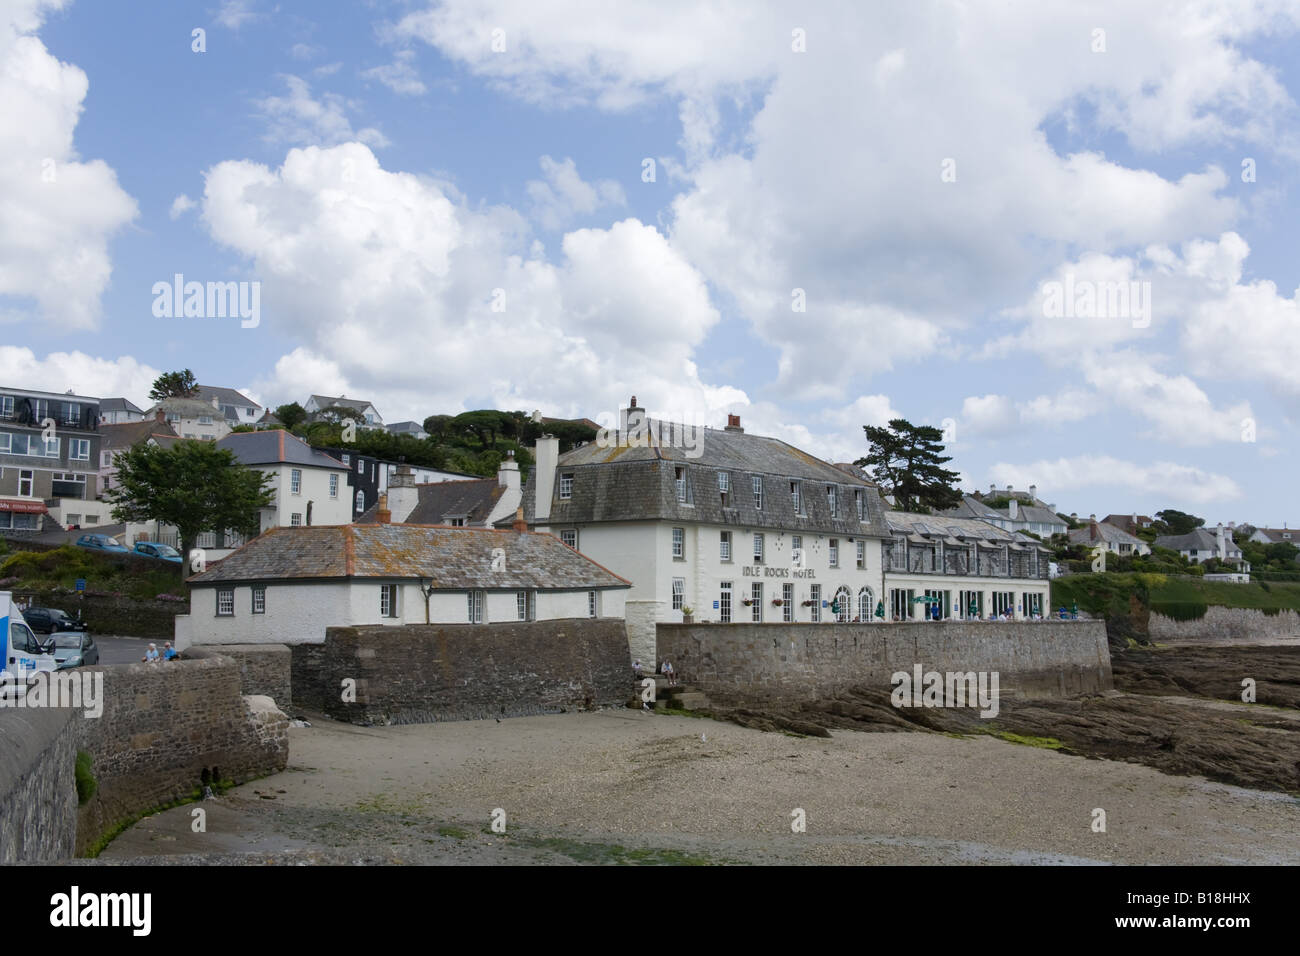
142;643;160;663
163;642;179;661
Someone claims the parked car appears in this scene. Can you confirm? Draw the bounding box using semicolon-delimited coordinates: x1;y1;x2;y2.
76;533;129;553
22;606;88;635
133;541;183;563
50;632;99;670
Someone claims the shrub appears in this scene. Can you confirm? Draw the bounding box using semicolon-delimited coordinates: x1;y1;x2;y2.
1149;601;1208;621
75;751;97;805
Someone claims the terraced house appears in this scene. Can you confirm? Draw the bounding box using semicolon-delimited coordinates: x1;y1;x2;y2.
0;386;101;535
513;398;891;663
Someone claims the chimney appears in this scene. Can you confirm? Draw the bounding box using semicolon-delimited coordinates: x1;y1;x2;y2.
1006;484;1013;492
376;492;391;525
989;483;996;493
533;435;559;522
498;450;520;489
725;414;743;433
623;396;647;437
1216;522;1226;559
1089;514;1096;522
1008;498;1018;519
212;396;220;409
387;464;418;523
512;507;527;532
1028;484;1037;500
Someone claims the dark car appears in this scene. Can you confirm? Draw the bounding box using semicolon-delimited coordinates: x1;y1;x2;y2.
51;632;98;670
21;606;88;635
76;533;129;553
133;541;183;563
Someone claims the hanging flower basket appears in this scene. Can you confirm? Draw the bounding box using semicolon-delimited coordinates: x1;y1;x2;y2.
801;600;815;607
771;598;784;607
741;599;754;606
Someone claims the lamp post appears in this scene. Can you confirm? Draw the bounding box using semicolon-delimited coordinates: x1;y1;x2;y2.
418;576;436;624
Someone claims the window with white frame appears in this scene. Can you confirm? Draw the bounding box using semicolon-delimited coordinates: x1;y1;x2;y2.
672;527;684;558
63;402;79;424
517;590;536;621
856;540;866;569
559;473;573;499
783;582;794;622
719;581;732;623
790;480;801;513
718;471;730;507
856;489;865;520
827;485;838;517
66;514;81;526
342;454;350;465
69;439;89;460
217;588;234;616
252;586;266;614
329;474;339;497
0;396;11;418
675;466;688;503
752;475;762;509
751;582;762;622
291;513;302;527
290;469;302;494
199;415;213;425
587;590;599;618
18;470;33;497
810;584;822;623
467;590;484;623
355;490;364;512
791;534;803;568
719;530;731;562
43;435;59;456
560;529;578;549
753;532;765;564
672;577;684;610
381;584;399;618
829;539;839;567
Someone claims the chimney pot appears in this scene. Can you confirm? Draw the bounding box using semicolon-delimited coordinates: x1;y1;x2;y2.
629;395;637;408
376;492;391;525
512;507;527;532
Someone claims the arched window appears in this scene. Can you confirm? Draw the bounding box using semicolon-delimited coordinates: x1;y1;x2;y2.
858;587;875;621
355;490;364;513
834;586;852;623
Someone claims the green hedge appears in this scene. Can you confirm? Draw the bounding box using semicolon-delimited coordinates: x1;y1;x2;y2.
1148;601;1208;621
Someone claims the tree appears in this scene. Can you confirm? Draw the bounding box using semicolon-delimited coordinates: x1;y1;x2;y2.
148;369;199;401
450;410;514;450
274;402;307;429
422;414;453;442
855;419;963;513
106;441;274;561
1154;509;1204;536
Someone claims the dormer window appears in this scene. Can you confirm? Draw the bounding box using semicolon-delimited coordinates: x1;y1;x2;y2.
559;473;574;500
718;471;730;507
675;466;687;503
790;481;801;513
855;489;865;520
827;485;838;517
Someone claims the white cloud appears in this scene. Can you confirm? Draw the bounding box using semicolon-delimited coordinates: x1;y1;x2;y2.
215;0;258;31
0;0;138;330
255;75;389;149
361;50;427;96
525;156;625;231
290;42;321;60
169;194;196;219
988;455;1241;505
199;143;731;425
0;347;160;404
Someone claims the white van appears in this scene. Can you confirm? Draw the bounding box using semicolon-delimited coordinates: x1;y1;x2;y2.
1;591;57;691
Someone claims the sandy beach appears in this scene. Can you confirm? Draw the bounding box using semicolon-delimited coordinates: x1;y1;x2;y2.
100;709;1300;865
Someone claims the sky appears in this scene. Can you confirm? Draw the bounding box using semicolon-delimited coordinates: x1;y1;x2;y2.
2;0;1299;526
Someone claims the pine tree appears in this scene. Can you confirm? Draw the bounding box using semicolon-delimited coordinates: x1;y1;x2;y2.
856;419;963;513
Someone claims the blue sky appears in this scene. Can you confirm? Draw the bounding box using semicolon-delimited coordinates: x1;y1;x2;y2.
3;0;1300;527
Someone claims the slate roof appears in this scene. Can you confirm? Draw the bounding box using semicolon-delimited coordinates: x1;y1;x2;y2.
309;395;376;415
386;420;427;434
187;524;631;591
516;421;893;538
885;511;1049;547
218;430;346;469
150;397;223;418
1016;505;1067;526
940;496;1005;522
196;385;259;409
98;397;143;415
356;478;506;526
1154;529;1243;556
98;420;179;451
1253;527;1298;544
1069;522;1146;547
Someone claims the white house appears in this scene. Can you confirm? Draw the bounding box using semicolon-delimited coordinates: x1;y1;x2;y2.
174;521;631;648
1068;517;1152;557
196;385;262;427
304;395;384;429
218;430;351;532
147;396;232;441
97;397;145;425
1154;524;1249;573
357;459;521;528
882;512;1052;620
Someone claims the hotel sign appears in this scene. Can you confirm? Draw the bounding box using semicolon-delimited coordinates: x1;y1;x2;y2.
742;565;815;579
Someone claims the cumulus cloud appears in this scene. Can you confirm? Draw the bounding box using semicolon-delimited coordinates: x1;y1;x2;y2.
525;156;625;231
169;194;196;219
0;347;160;403
199;143;732;425
0;0;137;330
255;75;389;149
988;455;1241;505
215;0;258;31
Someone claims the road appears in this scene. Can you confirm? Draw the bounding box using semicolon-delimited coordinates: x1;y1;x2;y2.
94;634;161;665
